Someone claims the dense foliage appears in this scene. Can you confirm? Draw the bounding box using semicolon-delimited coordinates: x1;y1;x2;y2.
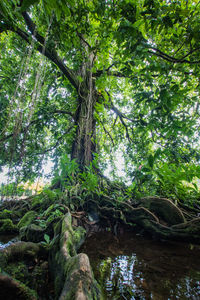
1;0;200;204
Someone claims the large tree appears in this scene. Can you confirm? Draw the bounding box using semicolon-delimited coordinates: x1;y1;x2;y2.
2;5;200;288
0;0;200;184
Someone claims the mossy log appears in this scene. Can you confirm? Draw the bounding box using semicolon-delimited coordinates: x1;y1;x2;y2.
0;241;47;268
49;213;101;299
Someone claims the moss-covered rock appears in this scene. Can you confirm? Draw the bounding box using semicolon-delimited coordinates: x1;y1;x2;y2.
0;219;18;234
20;217;60;243
0;241;47;267
17;211;37;229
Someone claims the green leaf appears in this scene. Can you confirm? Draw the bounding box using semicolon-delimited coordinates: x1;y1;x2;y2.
148;154;154;169
44;234;50;244
19;0;40;12
154;148;162;159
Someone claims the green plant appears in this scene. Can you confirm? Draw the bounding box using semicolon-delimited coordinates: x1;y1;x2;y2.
154;163;200;205
41;233;59;248
41;234;51;247
51;156;78;189
80;164;99;193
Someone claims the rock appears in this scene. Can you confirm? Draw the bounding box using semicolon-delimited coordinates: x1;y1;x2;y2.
0;241;47;266
20;218;60;243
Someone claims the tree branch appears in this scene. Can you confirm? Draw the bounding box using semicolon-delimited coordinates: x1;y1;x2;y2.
100;120;115;146
53;110;74;118
149;47;200;64
22;12;46;45
5;12;79;89
105;91;132;141
76;31;92;50
94;64;129;78
0;119;39;143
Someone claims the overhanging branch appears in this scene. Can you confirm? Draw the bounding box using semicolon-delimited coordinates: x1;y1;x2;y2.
100;120;115;146
4;12;79;90
149;47;200;64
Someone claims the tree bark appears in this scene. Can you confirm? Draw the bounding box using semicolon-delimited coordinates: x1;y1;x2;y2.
71;53;97;168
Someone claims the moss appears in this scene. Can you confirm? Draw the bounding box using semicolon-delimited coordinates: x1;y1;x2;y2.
66;240;76;257
72;226;86;251
59;214;86;258
5;261;28;285
0;219;18;234
0;209;13;219
140;197;185;225
60;253;101;300
0;242;47;269
16;280;38;300
0;273;37;300
0;241;49;299
53;219;62;236
17;211;37;229
20;224;45;242
49;213;101;299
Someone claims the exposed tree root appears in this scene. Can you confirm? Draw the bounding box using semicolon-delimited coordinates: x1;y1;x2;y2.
0;274;37;300
1;190;200;299
49;213;101;299
0;241;47;266
80;195;200;243
0;241;49;299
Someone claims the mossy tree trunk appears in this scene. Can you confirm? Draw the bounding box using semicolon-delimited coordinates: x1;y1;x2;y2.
71;52;97;169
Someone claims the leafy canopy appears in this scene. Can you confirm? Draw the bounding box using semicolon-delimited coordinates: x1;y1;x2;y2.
0;0;200;201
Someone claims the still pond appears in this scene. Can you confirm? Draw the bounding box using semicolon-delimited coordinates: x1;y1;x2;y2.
80;231;200;300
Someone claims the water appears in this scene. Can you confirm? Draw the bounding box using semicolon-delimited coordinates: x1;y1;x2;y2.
80;232;200;299
0;234;18;249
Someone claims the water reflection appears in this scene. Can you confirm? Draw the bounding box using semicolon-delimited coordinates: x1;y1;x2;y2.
80;232;200;299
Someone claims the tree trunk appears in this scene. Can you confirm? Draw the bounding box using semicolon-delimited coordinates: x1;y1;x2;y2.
71;53;97;169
